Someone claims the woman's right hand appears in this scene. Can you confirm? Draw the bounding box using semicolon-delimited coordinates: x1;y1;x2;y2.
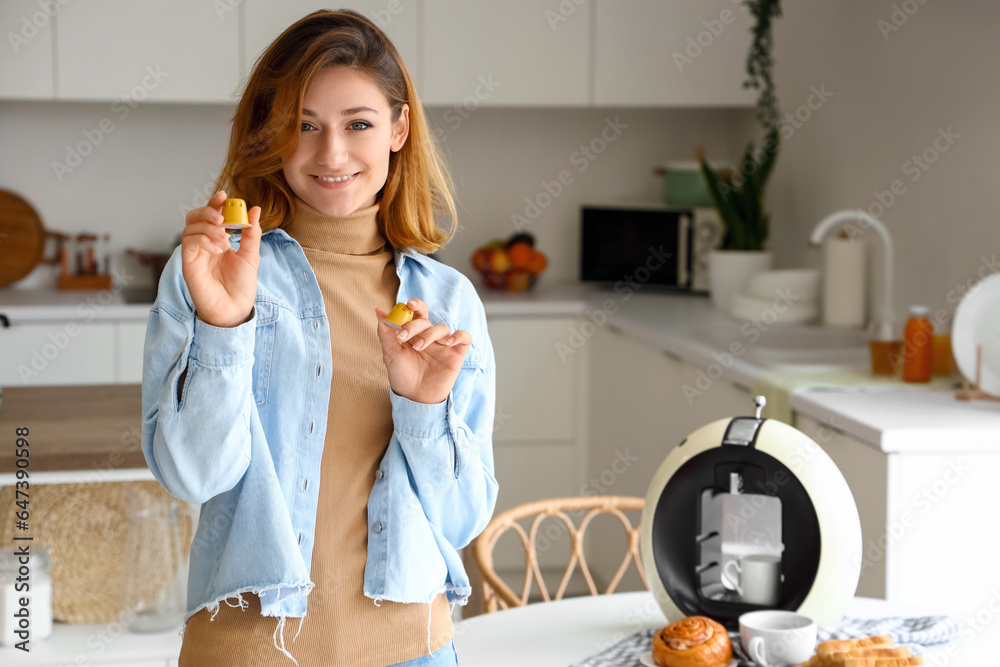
181;190;262;328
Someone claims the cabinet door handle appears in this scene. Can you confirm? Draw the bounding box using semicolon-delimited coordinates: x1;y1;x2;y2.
0;313;8;328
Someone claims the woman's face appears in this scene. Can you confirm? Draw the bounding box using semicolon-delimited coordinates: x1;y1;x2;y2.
282;65;409;218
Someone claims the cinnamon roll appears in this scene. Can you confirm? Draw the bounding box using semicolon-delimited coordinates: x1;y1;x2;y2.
652;616;732;667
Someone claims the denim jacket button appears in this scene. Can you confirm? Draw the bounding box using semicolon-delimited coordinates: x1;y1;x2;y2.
303;479;309;490
314;320;320;329
372;522;383;533
309;421;315;434
298;532;303;544
316;365;322;376
375;469;384;480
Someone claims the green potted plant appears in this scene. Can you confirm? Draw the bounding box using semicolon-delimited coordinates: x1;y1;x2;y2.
700;0;782;312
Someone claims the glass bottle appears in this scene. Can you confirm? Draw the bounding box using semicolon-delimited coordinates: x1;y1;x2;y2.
120;487;191;633
0;546;53;646
903;305;933;383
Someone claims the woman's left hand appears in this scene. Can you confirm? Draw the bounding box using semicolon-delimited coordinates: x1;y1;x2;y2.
375;298;472;404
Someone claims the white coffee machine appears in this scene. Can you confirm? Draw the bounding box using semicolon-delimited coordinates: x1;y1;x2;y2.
640;397;862;629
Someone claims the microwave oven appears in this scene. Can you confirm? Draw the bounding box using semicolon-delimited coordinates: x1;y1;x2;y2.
580;201;719;292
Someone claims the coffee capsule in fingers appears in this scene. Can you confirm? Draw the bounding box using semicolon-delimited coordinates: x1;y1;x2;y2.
222;198;250;230
383;302;414;331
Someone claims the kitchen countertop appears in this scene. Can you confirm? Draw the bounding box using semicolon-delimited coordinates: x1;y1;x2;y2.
480;280;1000;455
0;286;154;321
5;280;1000;454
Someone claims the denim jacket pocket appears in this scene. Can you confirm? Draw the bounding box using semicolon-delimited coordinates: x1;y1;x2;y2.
251;300;280;407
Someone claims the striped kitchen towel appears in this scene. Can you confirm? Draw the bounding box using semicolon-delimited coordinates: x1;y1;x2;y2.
817;615;959;657
566;627;655;667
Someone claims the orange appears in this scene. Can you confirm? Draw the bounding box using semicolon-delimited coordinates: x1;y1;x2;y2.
507;242;534;269
526;250;547;275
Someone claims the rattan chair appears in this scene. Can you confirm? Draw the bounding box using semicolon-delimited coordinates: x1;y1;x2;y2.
471;495;649;613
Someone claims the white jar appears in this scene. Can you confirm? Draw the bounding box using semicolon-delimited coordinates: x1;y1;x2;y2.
0;547;53;647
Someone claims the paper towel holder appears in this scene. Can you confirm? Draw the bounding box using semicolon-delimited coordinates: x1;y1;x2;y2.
809;209;894;342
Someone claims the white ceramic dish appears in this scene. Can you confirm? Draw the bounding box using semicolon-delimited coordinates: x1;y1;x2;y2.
952;272;1000;395
638;650;738;667
729;292;819;325
747;269;820;302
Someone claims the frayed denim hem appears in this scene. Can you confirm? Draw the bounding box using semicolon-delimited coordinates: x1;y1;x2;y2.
179;582;313;666
364;583;461;656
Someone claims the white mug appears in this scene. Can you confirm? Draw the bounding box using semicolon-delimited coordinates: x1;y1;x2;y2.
739;610;817;666
723;554;781;605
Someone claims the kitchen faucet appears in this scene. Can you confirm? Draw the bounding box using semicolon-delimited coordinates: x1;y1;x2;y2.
809;209;895;341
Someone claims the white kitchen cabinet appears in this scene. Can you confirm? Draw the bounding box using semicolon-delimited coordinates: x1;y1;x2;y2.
0;0;55;99
243;1;421;91
56;0;240;103
0;320;115;386
421;0;590;106
587;324;751;500
795;415;888;599
585;324;750;591
485;314;593;597
796;414;1000;618
488;316;583;444
116;321;147;384
594;0;757;106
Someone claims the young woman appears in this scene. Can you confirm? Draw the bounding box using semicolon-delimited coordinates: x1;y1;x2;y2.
141;10;498;666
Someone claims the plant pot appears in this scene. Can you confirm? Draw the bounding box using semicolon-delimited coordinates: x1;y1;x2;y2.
708;250;773;313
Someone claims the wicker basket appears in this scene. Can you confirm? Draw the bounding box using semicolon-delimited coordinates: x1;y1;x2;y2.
0;481;195;624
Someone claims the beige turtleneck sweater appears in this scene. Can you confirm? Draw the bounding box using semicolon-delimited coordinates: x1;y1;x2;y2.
178;196;453;667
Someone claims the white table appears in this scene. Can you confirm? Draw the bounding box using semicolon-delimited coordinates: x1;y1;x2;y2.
453;592;981;666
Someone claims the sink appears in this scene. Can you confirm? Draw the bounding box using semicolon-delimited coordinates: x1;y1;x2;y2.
693;322;870;371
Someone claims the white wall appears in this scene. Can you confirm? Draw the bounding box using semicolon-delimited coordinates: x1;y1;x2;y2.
760;0;1000;332
0;100;749;290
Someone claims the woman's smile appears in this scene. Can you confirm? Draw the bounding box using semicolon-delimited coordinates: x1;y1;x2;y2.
312;172;360;189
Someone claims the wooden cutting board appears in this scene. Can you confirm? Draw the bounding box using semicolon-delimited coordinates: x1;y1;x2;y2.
0;189;47;287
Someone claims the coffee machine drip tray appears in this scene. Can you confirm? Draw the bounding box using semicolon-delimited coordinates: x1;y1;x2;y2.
697;472;784;602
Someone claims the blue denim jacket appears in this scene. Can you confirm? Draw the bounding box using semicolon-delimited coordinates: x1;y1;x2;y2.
140;226;498;663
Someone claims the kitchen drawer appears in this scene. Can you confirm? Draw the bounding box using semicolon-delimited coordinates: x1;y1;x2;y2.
0;321;115;386
488;317;581;443
116;321;147;384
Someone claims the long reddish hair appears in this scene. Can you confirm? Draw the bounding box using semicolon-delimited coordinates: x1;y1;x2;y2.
214;9;457;253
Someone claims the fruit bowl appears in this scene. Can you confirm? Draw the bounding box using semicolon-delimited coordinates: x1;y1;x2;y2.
471;232;547;293
479;270;539;292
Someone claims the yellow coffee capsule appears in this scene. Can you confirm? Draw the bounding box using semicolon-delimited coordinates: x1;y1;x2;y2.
222;198;250;229
382;302;414;331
